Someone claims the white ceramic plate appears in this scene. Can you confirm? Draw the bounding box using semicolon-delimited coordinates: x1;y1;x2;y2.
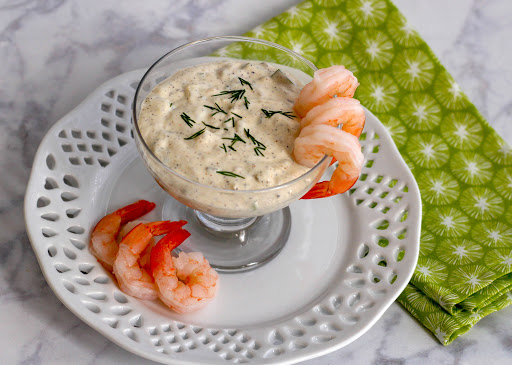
24;70;421;365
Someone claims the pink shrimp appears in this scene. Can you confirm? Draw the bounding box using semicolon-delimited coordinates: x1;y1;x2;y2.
118;220;153;272
89;200;156;272
151;229;219;314
300;97;366;138
294;65;359;119
113;220;187;300
294;124;364;199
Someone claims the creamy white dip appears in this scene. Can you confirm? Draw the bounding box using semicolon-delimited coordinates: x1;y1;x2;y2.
138;60;310;191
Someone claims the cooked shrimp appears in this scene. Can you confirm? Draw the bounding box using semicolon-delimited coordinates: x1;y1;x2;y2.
118;220;153;271
89;200;156;272
113;220;187;300
294;124;364;199
300;97;366;138
294;65;359;118
151;229;219;313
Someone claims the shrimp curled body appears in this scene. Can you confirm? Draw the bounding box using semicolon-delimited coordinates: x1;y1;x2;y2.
151;229;219;314
294;124;364;198
292;64;364;199
89;200;156;272
113;220;186;300
294;65;359;119
300;97;365;138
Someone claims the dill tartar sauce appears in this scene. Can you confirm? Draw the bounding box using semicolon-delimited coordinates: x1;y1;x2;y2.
139;60;310;189
137;60;323;217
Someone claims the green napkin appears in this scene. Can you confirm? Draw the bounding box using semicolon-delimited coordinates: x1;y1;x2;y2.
230;0;512;345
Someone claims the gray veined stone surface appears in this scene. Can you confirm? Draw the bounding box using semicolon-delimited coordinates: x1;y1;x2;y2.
2;0;512;364
24;69;421;364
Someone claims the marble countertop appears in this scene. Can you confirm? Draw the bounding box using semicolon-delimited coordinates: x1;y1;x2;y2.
1;0;511;364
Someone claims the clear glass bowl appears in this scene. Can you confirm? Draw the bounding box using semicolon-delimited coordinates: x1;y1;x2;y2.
132;36;330;272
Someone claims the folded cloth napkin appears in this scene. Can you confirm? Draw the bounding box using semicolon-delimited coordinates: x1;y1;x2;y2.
232;0;512;345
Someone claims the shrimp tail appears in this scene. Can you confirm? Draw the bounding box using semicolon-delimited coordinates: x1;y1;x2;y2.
150;228;191;275
301;175;358;199
145;220;187;236
159;228;191;251
115;200;156;224
329;174;359;195
301;181;335;199
119;220;187;255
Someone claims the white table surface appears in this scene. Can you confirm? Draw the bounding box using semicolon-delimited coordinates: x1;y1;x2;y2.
1;0;511;364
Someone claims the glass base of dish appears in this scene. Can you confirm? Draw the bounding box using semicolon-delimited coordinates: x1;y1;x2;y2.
162;198;291;273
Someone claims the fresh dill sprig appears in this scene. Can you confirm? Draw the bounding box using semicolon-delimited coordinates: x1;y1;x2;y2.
244;96;250;109
213;89;246;103
216;171;245;179
261;109;295;119
245;129;266;157
180;112;196;128
254;147;265;156
169;103;173;108
202;121;220;130
184;127;206;140
228;145;236;151
203;103;227;116
244;128;266;149
232;112;243;119
238;77;253;90
220;143;227;153
222;133;246;147
223;117;235;128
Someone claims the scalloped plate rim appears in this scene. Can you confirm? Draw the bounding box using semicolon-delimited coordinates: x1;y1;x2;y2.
24;68;421;365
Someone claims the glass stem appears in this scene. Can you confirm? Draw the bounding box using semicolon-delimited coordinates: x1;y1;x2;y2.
194;211;259;233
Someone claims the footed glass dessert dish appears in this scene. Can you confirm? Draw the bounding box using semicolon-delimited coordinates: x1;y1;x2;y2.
132;36;331;272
